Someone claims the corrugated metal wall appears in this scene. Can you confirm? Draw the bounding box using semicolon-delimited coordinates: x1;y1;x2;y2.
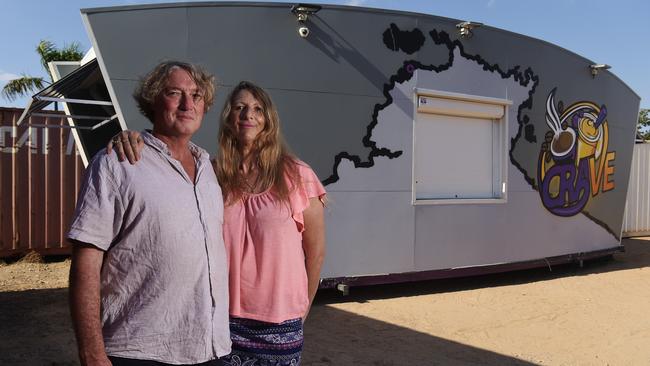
0;107;84;258
623;143;650;237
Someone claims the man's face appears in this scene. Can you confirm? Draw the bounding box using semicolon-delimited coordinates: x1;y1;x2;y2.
152;68;205;139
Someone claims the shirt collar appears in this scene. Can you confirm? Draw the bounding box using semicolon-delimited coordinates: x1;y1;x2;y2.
141;130;210;162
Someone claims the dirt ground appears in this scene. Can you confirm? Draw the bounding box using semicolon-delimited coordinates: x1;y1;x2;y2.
1;237;649;366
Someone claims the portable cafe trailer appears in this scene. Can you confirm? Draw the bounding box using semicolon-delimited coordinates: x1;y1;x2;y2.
19;2;640;287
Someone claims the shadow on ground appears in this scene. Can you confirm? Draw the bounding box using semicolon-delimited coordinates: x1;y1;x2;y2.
0;288;77;366
0;287;533;366
301;238;650;365
302;305;535;365
1;238;647;365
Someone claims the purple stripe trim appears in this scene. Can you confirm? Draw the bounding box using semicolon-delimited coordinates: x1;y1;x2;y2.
320;246;623;289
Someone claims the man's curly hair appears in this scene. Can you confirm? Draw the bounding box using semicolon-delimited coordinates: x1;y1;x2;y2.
133;61;216;122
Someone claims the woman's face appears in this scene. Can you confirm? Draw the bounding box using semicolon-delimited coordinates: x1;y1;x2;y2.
229;89;266;148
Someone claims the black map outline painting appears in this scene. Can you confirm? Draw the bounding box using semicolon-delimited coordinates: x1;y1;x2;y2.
324;22;621;238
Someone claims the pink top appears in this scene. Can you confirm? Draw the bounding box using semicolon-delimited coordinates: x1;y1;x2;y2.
223;161;326;323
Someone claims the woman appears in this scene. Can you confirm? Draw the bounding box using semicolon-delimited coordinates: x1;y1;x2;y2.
109;81;326;366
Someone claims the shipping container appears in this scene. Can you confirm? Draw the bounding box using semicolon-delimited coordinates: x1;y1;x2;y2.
0;107;84;258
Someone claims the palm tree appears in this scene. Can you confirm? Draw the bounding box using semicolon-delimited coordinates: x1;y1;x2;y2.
2;40;84;108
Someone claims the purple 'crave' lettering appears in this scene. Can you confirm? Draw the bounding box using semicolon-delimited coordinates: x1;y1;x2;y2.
540;159;590;216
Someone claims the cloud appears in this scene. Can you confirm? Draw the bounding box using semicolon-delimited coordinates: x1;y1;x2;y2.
0;71;20;82
487;0;496;7
345;0;367;6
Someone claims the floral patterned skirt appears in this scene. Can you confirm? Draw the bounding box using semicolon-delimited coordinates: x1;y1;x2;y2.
221;317;304;366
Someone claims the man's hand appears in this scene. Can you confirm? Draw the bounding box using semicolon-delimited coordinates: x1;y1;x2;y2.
106;130;143;164
69;243;111;366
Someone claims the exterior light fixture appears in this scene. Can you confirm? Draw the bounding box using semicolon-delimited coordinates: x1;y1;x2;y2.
589;64;611;78
291;3;321;38
456;21;483;39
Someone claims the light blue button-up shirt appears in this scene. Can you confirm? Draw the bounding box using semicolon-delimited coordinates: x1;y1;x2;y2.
68;131;231;363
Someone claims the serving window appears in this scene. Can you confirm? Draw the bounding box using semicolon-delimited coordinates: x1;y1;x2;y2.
413;89;511;205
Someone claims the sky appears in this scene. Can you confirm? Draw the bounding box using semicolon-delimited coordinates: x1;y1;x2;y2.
1;0;648;110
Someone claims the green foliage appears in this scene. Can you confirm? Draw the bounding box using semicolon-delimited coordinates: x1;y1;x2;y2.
2;39;83;102
36;40;83;75
1;75;45;101
638;109;650;141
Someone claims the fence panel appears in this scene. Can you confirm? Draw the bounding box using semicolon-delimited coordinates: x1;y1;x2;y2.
623;143;650;237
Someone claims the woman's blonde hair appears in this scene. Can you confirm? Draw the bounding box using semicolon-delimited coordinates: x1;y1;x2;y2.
215;81;299;205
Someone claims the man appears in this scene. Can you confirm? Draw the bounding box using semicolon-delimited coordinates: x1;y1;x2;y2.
68;61;230;366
